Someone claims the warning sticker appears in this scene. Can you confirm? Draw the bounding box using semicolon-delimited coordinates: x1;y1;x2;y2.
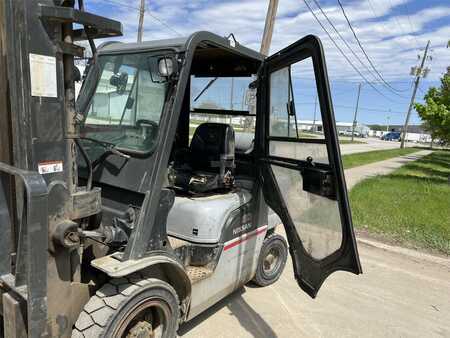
38;161;63;175
29;53;58;98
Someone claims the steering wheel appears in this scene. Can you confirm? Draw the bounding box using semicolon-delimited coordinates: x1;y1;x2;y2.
136;119;158;139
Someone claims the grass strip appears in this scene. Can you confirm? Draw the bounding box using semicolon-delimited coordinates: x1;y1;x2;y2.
349;151;450;255
342;147;420;169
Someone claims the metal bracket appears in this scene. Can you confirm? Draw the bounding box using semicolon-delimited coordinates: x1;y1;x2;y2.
0;161;49;337
38;4;123;41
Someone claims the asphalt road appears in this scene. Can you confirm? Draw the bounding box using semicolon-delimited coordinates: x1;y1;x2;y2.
178;146;449;338
339;137;417;155
178;239;450;338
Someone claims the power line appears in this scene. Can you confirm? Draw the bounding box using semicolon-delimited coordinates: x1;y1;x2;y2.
103;0;182;37
417;85;427;95
387;0;419;53
365;0;415;91
101;0;141;12
311;0;381;84
145;9;182;36
336;0;408;95
302;0;399;102
366;0;391;35
401;1;421;50
296;102;414;114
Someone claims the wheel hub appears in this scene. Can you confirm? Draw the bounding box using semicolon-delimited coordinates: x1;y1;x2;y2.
126;321;154;338
263;248;280;274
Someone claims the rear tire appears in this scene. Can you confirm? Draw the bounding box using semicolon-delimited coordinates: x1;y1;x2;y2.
72;274;179;338
252;234;288;287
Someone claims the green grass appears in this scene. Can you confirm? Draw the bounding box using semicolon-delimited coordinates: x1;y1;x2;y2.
349;151;450;255
342;147;421;169
339;139;366;145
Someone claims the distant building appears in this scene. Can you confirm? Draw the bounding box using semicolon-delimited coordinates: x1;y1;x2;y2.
297;120;370;136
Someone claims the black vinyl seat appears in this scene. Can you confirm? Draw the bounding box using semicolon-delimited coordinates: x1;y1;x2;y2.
171;123;235;193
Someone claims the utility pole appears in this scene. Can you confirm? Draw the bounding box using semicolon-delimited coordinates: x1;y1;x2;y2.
312;95;318;133
137;0;146;42
351;83;362;142
260;0;279;56
244;0;279;132
401;40;431;148
230;77;234;124
386;111;390;132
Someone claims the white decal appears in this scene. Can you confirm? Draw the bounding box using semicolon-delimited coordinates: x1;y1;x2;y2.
38;161;63;175
233;222;252;236
29;53;58;98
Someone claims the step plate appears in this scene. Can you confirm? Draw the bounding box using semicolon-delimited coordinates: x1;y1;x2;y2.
186;266;213;284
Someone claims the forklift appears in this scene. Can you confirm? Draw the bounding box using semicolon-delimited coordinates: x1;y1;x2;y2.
0;1;362;337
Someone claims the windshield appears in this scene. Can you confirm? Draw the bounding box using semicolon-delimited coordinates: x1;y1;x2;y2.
80;52;170;153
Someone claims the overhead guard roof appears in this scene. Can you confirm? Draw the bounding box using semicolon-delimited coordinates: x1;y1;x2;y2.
97;31;264;64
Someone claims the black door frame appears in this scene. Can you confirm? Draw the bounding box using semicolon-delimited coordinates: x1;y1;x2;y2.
255;35;362;298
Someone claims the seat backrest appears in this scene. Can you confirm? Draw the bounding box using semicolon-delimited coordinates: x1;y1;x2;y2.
235;132;254;155
190;123;235;172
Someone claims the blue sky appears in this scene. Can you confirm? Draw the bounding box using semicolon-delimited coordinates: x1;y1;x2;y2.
86;0;449;125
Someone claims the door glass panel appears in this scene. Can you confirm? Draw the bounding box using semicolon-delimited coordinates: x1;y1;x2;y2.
268;56;343;259
269;141;328;164
269;57;324;139
271;165;342;259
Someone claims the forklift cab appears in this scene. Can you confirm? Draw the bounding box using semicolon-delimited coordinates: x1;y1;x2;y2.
77;31;361;300
0;1;362;334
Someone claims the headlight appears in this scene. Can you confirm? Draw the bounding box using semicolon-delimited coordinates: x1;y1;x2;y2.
158;57;174;77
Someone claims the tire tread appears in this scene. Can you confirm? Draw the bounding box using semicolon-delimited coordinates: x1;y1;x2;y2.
72;274;179;337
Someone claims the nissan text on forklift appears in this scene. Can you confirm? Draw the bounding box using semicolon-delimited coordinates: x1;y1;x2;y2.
0;0;362;337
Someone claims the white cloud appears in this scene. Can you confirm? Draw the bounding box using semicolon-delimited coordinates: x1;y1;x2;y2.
91;0;449;84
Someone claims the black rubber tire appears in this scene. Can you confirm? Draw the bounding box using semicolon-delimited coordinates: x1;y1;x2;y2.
72;274;179;338
252;234;288;287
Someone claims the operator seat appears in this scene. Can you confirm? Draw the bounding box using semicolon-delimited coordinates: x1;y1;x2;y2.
171;123;235;193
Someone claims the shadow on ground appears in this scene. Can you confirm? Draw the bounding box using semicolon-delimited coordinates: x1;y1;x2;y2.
178;287;277;338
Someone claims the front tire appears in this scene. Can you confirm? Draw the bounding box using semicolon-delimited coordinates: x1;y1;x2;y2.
252;234;288;287
72;275;179;338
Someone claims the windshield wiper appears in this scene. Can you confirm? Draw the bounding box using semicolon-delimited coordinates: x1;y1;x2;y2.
193;77;218;102
78;136;131;170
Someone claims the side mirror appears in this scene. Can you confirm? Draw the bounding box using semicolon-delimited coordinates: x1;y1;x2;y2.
110;72;128;94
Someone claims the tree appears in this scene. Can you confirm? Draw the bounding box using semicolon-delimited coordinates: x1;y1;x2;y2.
414;74;450;145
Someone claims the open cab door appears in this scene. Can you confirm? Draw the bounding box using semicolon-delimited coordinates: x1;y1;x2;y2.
256;35;362;298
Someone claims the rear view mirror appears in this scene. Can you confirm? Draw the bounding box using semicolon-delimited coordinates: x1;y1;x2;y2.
110;72;128;94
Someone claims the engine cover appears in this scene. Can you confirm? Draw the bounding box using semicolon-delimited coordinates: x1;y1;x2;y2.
166;189;252;244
